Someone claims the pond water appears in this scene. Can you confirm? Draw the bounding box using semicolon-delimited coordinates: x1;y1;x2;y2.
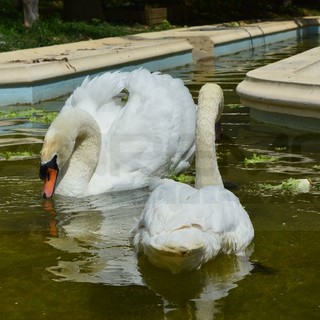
1;34;320;320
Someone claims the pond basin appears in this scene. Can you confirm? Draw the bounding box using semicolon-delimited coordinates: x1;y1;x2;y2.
0;34;319;319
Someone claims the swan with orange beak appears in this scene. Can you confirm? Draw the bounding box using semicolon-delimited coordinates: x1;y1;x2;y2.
38;69;196;198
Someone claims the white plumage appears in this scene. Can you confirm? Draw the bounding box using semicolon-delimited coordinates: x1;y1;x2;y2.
132;83;254;273
40;69;196;198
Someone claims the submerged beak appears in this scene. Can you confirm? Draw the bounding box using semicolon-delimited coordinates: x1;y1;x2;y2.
40;155;59;198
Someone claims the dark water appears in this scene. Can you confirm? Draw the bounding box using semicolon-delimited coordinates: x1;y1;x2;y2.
1;35;320;319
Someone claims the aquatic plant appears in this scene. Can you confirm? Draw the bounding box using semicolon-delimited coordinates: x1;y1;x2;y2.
244;153;277;165
0;108;37;119
171;173;195;184
29;111;58;123
259;178;311;194
0;151;38;160
0;108;58;123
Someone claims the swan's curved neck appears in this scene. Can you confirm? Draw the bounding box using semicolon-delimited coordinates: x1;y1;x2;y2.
195;84;224;189
56;110;101;195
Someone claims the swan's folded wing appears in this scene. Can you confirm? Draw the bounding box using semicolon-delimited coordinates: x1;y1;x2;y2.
60;71;129;133
62;72;127;109
106;69;196;178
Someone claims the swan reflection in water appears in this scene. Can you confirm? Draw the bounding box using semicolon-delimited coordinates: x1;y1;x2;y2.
45;189;149;285
44;190;253;318
137;254;253;319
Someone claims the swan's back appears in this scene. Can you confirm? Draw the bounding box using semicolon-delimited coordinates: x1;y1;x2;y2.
132;180;254;273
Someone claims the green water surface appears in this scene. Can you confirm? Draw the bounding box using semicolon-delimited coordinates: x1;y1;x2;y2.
0;35;319;319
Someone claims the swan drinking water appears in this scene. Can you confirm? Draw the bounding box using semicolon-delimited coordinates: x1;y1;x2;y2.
40;69;196;198
131;83;254;274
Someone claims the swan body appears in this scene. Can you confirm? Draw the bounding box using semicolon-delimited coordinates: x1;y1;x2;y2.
40;69;196;198
132;83;254;274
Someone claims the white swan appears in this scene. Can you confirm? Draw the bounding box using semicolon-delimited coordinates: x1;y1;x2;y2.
131;83;254;274
40;69;196;198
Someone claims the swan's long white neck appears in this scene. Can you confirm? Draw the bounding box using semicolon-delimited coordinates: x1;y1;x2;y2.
54;110;101;196
195;83;224;189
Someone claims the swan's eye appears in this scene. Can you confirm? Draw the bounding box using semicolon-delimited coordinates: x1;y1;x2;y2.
39;155;58;180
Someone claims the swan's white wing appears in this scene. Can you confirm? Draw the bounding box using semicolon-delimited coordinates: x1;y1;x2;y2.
103;69;196;186
61;71;129;134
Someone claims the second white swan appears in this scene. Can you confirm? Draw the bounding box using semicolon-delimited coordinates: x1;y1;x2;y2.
131;83;254;274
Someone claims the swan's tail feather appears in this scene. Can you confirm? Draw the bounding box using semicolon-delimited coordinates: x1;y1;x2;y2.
137;228;220;273
145;244;205;274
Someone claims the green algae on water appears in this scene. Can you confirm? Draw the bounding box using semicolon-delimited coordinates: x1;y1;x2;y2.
244;153;277;165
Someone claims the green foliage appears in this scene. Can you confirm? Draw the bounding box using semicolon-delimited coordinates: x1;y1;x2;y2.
154;19;172;30
244;153;277;165
0;0;319;52
0;13;174;52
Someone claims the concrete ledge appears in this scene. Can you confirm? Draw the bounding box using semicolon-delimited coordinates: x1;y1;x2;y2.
236;46;320;123
0;39;192;84
1;17;320;106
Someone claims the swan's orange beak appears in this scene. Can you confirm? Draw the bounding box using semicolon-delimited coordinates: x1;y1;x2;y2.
42;168;58;198
40;155;59;198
